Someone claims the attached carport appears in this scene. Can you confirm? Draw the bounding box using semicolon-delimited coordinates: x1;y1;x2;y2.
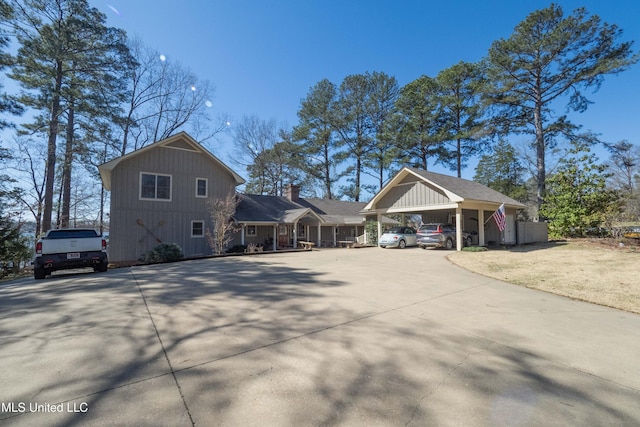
361;167;526;251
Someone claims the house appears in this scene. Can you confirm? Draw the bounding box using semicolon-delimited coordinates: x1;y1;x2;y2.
98;133;372;262
98;132;245;263
233;185;372;250
361;167;528;251
99;133;536;261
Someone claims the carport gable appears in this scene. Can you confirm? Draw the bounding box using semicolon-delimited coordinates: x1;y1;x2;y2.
375;172;461;213
363;167;525;250
365;167;464;214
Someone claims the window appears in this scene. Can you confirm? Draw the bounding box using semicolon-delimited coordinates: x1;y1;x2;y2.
140;173;171;201
246;225;256;236
196;178;208;198
191;220;204;238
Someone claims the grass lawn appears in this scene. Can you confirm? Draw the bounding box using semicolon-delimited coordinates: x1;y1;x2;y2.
447;240;640;314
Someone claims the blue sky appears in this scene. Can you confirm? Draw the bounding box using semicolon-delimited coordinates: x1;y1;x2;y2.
93;0;640;185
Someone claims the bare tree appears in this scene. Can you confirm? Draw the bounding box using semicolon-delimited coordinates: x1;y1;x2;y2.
11;136;46;235
232;115;287;194
119;38;223;153
206;194;239;255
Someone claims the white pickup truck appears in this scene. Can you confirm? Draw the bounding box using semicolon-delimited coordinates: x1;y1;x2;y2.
34;228;108;279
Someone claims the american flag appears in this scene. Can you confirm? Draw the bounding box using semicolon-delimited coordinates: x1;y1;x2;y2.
492;203;506;231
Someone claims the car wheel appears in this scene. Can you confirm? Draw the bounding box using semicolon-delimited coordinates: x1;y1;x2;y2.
445;238;453;250
398;239;406;249
466;236;472;247
379;245;386;249
420;245;426;250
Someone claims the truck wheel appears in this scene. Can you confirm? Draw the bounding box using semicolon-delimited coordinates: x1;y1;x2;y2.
94;261;108;273
34;267;47;280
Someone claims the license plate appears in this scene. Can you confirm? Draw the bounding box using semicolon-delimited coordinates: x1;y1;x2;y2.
67;252;80;259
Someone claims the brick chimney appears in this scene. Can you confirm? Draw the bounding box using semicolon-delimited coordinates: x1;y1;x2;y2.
284;184;300;202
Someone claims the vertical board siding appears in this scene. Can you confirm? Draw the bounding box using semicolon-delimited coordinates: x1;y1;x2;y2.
378;182;450;209
109;145;237;262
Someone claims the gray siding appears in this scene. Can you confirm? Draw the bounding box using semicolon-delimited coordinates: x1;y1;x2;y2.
109;145;236;262
378;181;450;209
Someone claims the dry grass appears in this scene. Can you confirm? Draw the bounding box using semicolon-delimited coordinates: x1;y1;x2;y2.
447;241;640;314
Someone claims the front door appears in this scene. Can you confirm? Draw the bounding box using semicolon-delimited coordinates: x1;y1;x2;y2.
278;225;289;247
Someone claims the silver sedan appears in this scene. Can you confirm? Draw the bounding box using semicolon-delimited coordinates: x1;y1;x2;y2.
378;227;418;249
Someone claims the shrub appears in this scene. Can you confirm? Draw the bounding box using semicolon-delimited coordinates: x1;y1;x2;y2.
141;243;184;263
226;244;247;254
462;246;488;252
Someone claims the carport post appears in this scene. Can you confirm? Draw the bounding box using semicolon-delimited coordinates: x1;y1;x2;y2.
478;209;485;246
377;213;382;243
455;206;463;251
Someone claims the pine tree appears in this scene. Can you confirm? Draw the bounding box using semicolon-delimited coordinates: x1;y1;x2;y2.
7;0;130;230
394;75;448;171
437;61;488;178
293;79;343;199
486;4;638;213
474;140;528;203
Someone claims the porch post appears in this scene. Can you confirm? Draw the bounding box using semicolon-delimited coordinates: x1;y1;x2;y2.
455;205;463;251
377;213;382;243
273;225;277;251
293;221;298;248
333;226;337;247
317;222;321;247
240;224;245;246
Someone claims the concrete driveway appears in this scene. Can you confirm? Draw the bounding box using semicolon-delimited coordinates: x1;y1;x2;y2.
1;247;639;426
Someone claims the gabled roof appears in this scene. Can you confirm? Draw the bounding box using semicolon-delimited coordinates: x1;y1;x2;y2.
98;132;245;190
363;166;525;211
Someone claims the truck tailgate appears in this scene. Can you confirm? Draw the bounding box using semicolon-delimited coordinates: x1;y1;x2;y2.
41;237;103;254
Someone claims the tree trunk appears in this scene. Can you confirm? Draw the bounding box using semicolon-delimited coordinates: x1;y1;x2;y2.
355;156;361;202
42;61;64;232
323;140;332;199
61;103;75;228
534;96;546;218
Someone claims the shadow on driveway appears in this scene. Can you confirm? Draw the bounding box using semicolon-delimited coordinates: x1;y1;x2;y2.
1;252;639;425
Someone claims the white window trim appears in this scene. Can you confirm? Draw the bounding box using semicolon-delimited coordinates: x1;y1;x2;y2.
195;177;208;198
246;225;257;236
191;220;205;238
139;172;172;202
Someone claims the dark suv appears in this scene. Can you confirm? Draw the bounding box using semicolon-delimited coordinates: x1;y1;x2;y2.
416;223;472;250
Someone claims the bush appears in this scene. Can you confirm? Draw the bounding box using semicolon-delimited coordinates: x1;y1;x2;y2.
462;246;488;252
141;243;184;263
226;244;247;254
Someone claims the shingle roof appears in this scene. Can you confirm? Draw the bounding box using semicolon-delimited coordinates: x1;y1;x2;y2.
406;167;525;207
296;198;367;224
233;194;307;223
234;194;368;225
